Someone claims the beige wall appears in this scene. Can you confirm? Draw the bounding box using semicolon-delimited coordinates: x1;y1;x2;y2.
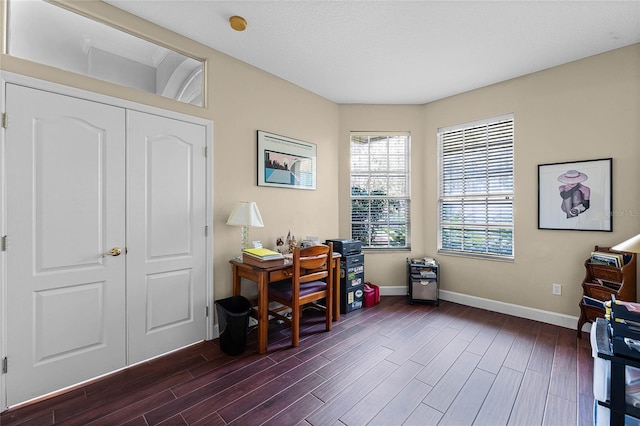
340;44;640;318
0;0;340;302
427;44;640;317
210;52;340;300
2;0;639;319
338;105;428;290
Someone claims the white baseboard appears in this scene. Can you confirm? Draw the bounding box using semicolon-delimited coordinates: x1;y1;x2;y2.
379;286;579;330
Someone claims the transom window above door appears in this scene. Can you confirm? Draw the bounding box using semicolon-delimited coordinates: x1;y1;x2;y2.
6;0;205;107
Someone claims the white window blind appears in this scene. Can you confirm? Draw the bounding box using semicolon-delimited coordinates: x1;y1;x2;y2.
438;115;514;258
350;133;411;249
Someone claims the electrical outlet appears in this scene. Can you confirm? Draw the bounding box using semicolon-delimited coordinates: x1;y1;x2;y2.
552;283;562;295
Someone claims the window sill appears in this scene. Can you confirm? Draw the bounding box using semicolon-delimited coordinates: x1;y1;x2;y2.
437;249;514;262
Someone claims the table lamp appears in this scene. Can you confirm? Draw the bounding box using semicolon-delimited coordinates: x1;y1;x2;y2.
227;201;264;258
612;234;640;253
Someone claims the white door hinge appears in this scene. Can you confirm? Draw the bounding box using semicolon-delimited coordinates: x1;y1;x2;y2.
204;146;207;157
205;225;208;236
2;113;7;128
2;357;7;374
1;235;7;252
205;306;209;317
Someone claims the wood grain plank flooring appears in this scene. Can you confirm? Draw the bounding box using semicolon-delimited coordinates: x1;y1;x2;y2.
1;296;596;425
473;367;523;426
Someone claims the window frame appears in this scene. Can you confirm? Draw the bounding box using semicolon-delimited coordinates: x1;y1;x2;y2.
437;114;515;260
349;132;411;251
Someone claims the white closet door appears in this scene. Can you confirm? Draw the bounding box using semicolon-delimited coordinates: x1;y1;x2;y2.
126;110;207;364
5;84;127;406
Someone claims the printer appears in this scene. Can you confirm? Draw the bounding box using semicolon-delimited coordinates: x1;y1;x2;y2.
325;238;362;256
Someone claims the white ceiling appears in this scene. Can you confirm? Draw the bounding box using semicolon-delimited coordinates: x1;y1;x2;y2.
103;0;640;105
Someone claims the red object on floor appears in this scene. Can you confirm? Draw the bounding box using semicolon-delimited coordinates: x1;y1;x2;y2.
364;282;380;307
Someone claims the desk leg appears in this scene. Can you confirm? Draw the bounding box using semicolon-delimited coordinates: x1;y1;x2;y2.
257;274;269;354
333;259;340;322
231;265;241;296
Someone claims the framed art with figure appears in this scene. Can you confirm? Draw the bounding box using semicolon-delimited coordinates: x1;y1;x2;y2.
538;158;612;231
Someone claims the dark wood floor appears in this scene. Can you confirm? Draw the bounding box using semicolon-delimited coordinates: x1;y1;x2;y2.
1;296;595;426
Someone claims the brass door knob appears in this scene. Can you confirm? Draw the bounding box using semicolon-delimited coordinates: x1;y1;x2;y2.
102;247;122;258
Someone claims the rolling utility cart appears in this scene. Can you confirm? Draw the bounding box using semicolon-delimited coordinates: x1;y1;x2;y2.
406;257;439;305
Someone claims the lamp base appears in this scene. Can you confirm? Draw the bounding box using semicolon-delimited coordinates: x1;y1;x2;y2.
236;225;249;259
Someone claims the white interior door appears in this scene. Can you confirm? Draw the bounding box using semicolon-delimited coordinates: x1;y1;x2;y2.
126;110;207;364
5;84;127;406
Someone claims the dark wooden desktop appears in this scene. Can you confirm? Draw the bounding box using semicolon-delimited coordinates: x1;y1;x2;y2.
229;252;341;354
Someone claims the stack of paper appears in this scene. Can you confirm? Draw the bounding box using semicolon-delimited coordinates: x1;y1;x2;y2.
242;247;284;267
243;247;283;260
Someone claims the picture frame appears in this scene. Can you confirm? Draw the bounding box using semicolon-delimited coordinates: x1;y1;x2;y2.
538;158;612;231
257;130;317;190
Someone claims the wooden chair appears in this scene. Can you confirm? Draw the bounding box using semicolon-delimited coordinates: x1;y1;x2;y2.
268;243;333;347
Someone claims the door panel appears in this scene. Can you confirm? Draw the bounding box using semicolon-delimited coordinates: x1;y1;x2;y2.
126;110;207;364
5;84;126;406
147;133;192;257
36;117;107;270
34;282;106;361
146;269;192;331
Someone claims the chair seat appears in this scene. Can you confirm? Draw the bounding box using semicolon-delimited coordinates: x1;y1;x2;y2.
270;279;327;301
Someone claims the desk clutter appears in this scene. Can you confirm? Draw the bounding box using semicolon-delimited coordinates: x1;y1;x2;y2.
242;237;369;315
326;239;364;313
242;247;285;267
592;296;640;425
229;251;342;354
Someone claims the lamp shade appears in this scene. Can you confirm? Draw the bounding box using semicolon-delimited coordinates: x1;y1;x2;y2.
612;234;640;253
226;201;264;227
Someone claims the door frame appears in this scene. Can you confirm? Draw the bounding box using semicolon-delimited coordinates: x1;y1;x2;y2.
0;71;214;410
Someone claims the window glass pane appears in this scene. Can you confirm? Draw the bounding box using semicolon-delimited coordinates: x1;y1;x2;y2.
350;134;411;249
7;0;204;106
438;116;514;259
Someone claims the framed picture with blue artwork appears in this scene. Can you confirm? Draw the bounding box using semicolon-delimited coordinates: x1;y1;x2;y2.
538;158;612;231
257;130;317;190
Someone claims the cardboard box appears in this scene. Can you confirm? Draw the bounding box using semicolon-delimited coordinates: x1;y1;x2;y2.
341;284;364;314
341;271;363;289
340;254;364;269
339;254;364;290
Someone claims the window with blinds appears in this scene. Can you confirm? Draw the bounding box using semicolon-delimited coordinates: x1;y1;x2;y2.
438;115;514;259
350;133;411;249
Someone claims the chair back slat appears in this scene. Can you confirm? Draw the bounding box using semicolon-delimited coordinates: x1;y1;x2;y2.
296;244;332;285
300;270;328;284
299;255;328;270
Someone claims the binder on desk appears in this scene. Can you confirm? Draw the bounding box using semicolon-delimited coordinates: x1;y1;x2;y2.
242;253;285;267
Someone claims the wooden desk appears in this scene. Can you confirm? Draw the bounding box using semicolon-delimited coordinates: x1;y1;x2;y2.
229;253;341;354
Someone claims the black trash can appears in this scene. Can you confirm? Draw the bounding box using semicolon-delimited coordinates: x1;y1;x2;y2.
215;295;252;355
